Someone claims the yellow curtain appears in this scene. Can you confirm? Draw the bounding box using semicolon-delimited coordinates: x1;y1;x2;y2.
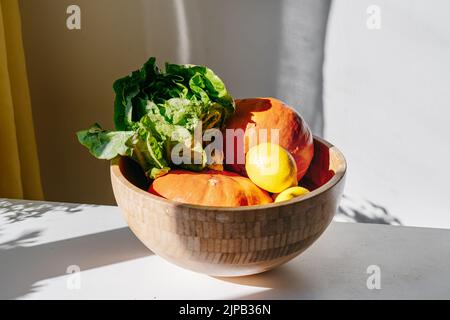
0;0;43;200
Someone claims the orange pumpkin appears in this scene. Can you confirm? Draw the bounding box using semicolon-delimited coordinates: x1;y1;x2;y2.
224;98;314;182
148;170;273;207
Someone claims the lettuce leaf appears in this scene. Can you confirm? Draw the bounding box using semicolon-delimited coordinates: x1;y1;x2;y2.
77;123;170;179
76;123;134;159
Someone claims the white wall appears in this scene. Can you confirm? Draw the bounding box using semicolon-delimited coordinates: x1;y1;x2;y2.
325;0;450;228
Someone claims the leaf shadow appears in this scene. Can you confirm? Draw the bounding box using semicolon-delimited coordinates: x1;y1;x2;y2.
0;199;93;224
336;194;402;225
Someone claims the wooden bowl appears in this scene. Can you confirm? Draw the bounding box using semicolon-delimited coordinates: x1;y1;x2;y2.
110;136;346;277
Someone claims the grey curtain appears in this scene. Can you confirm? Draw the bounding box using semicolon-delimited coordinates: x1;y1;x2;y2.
140;0;331;134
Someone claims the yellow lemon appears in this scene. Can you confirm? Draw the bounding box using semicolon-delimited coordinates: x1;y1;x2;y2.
245;143;297;193
274;186;310;203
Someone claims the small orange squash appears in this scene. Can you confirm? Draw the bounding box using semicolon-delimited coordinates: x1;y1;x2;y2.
224;97;314;182
148;170;273;207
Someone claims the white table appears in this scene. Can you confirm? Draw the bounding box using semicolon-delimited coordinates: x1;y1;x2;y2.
1;198;449;300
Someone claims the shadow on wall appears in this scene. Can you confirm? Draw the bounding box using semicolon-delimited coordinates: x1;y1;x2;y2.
19;0;152;205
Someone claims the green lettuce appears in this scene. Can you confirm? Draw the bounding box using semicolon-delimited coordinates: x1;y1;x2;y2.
77;57;235;179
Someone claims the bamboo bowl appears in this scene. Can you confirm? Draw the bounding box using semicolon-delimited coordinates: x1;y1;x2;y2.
111;136;346;277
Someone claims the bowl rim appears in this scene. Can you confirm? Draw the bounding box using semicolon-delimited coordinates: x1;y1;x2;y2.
111;136;347;211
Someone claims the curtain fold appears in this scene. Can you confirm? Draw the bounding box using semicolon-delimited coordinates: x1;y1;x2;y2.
0;0;43;200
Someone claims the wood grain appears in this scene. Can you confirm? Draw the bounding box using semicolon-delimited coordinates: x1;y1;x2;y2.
111;136;346;276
